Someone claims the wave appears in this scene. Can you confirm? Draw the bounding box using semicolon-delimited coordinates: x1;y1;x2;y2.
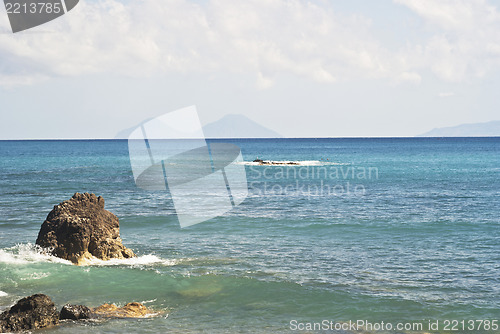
19;272;51;281
237;160;348;166
0;291;7;297
82;255;236;268
0;243;181;268
0;244;234;271
140;298;157;304
0;243;71;265
83;254;178;267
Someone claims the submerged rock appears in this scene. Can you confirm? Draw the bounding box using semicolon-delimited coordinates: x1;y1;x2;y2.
60;302;153;320
59;304;91;320
36;193;135;265
0;294;59;332
92;302;151;318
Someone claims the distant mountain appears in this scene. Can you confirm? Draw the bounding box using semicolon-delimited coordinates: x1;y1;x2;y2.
114;118;153;140
418;120;500;137
115;114;281;139
203;114;281;138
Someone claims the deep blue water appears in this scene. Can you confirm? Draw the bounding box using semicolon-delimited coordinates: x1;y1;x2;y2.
0;138;499;333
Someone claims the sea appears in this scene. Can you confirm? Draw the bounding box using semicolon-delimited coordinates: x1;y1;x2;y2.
0;138;499;333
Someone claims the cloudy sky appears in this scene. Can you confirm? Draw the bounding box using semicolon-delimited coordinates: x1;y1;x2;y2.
1;0;500;139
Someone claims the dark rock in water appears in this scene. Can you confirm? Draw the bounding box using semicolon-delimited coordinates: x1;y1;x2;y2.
60;304;91;320
0;295;157;332
0;294;59;332
36;193;135;265
252;159;299;166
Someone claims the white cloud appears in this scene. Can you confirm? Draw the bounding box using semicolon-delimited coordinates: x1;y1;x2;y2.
396;71;422;85
0;0;404;87
393;0;499;31
395;0;500;82
438;92;455;98
2;0;500;87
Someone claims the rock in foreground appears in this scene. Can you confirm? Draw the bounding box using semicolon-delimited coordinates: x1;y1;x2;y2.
59;302;152;320
0;295;154;332
0;294;59;332
59;304;91;320
36;193;135;265
92;302;151;318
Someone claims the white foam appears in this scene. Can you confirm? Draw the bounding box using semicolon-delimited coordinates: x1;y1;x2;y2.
143;311;163;318
0;291;7;297
83;254;179;267
0;243;71;265
140;298;157;304
238;160;347;166
0;244;179;268
19;272;50;281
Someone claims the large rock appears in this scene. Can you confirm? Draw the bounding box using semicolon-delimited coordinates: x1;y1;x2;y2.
36;193;135;265
0;294;59;332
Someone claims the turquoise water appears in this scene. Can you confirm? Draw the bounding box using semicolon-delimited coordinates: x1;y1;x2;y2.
0;138;499;333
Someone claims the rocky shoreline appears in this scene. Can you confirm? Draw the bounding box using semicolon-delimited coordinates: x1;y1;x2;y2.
1;193;155;332
0;294;153;332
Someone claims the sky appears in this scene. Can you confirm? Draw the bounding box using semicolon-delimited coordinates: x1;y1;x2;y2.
1;0;500;139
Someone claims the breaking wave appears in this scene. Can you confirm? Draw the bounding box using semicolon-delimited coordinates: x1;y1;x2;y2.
0;243;71;265
83;254;178;267
0;243;179;268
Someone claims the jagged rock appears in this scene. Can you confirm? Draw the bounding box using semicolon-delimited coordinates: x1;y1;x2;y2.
252;159;299;165
92;302;150;318
36;193;135;265
0;294;59;332
0;296;155;332
59;304;91;320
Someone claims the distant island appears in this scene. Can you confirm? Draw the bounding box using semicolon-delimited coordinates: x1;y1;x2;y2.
418;120;500;137
115;114;281;139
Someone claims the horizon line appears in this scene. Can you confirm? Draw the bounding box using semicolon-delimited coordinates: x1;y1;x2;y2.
1;136;499;141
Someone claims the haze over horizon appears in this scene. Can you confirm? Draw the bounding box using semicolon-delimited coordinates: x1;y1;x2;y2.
1;0;500;139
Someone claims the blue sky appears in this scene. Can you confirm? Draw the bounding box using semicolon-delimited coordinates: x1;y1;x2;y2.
1;0;499;138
